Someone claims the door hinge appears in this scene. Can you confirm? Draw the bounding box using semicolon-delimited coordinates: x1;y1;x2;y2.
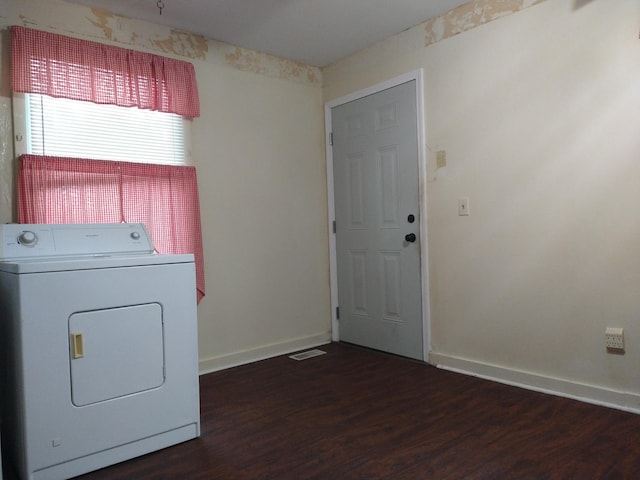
332;220;336;234
336;306;340;320
329;132;334;146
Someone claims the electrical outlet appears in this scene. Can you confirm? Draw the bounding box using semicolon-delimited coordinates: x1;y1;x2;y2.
605;327;625;352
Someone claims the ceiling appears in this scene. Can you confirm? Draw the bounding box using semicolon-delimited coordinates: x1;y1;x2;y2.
62;0;469;67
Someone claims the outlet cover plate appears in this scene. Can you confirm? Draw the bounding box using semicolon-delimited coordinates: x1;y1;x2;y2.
605;327;625;352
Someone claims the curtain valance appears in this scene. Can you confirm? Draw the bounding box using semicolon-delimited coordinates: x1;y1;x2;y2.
10;26;200;118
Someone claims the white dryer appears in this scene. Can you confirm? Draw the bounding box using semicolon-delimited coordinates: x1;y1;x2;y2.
0;223;200;480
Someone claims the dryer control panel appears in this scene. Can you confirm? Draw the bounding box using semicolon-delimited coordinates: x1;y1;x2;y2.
0;223;154;259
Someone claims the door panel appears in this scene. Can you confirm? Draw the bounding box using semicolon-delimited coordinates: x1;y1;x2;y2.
332;80;422;360
69;303;165;406
379;145;400;227
347;153;366;227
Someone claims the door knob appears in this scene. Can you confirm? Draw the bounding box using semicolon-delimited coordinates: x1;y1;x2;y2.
405;233;416;243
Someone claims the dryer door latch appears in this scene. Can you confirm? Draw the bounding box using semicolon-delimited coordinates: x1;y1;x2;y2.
71;333;84;359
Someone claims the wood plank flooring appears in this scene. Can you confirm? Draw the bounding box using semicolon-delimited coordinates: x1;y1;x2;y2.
63;343;640;478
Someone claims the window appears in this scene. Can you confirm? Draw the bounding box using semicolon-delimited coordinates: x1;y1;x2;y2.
14;93;190;165
11;26;205;302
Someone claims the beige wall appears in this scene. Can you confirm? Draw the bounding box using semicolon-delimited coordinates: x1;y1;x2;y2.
0;0;331;371
324;0;640;409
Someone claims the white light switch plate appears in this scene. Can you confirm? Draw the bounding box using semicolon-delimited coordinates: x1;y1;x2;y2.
458;197;470;216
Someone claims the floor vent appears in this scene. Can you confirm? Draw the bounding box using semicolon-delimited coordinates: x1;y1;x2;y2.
289;349;327;361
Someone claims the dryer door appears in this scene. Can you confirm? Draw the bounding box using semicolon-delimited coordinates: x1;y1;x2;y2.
69;303;165;406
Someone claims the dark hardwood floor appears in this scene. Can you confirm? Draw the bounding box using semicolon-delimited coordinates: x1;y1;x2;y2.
61;343;640;478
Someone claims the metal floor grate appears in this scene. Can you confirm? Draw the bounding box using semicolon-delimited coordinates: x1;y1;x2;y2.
289;349;327;361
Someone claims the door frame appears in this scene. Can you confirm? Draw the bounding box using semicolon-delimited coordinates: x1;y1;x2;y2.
324;69;431;361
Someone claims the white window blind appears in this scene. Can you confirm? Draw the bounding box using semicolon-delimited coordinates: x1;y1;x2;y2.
25;94;186;165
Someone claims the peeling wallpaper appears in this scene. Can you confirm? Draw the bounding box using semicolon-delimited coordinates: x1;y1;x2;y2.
87;8;210;61
152;29;209;60
1;0;546;88
218;45;320;85
424;0;546;46
323;0;546;86
2;0;321;87
0;98;13;224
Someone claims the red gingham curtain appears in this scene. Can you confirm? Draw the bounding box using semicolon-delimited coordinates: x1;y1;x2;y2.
10;25;200;118
19;154;205;303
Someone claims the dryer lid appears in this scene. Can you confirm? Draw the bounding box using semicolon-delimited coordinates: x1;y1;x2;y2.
0;252;194;274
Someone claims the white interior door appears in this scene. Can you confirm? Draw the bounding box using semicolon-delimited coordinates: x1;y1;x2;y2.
331;80;423;360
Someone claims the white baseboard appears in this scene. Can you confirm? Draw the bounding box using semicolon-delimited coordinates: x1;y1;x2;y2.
199;332;332;375
429;352;640;415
